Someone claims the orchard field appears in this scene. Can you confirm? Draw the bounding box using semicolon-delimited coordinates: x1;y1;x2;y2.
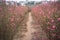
0;1;60;40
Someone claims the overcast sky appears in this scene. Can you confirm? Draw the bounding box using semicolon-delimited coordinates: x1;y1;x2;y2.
6;0;43;1
6;0;57;2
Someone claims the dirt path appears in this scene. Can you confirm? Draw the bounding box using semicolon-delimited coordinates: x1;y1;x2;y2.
22;12;36;40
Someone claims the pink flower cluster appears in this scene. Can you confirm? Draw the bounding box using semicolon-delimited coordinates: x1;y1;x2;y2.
0;6;2;11
57;18;60;21
10;16;15;22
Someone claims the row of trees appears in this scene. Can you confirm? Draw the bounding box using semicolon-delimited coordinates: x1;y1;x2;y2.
31;2;60;40
0;1;28;40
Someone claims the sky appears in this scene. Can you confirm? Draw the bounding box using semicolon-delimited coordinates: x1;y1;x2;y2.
6;0;57;2
6;0;42;2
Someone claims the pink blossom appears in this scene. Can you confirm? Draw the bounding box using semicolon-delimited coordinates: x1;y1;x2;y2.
51;19;54;23
10;16;15;22
48;11;51;15
57;18;60;21
48;22;50;24
47;27;50;30
47;15;50;18
0;6;2;11
11;18;14;22
52;25;56;29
